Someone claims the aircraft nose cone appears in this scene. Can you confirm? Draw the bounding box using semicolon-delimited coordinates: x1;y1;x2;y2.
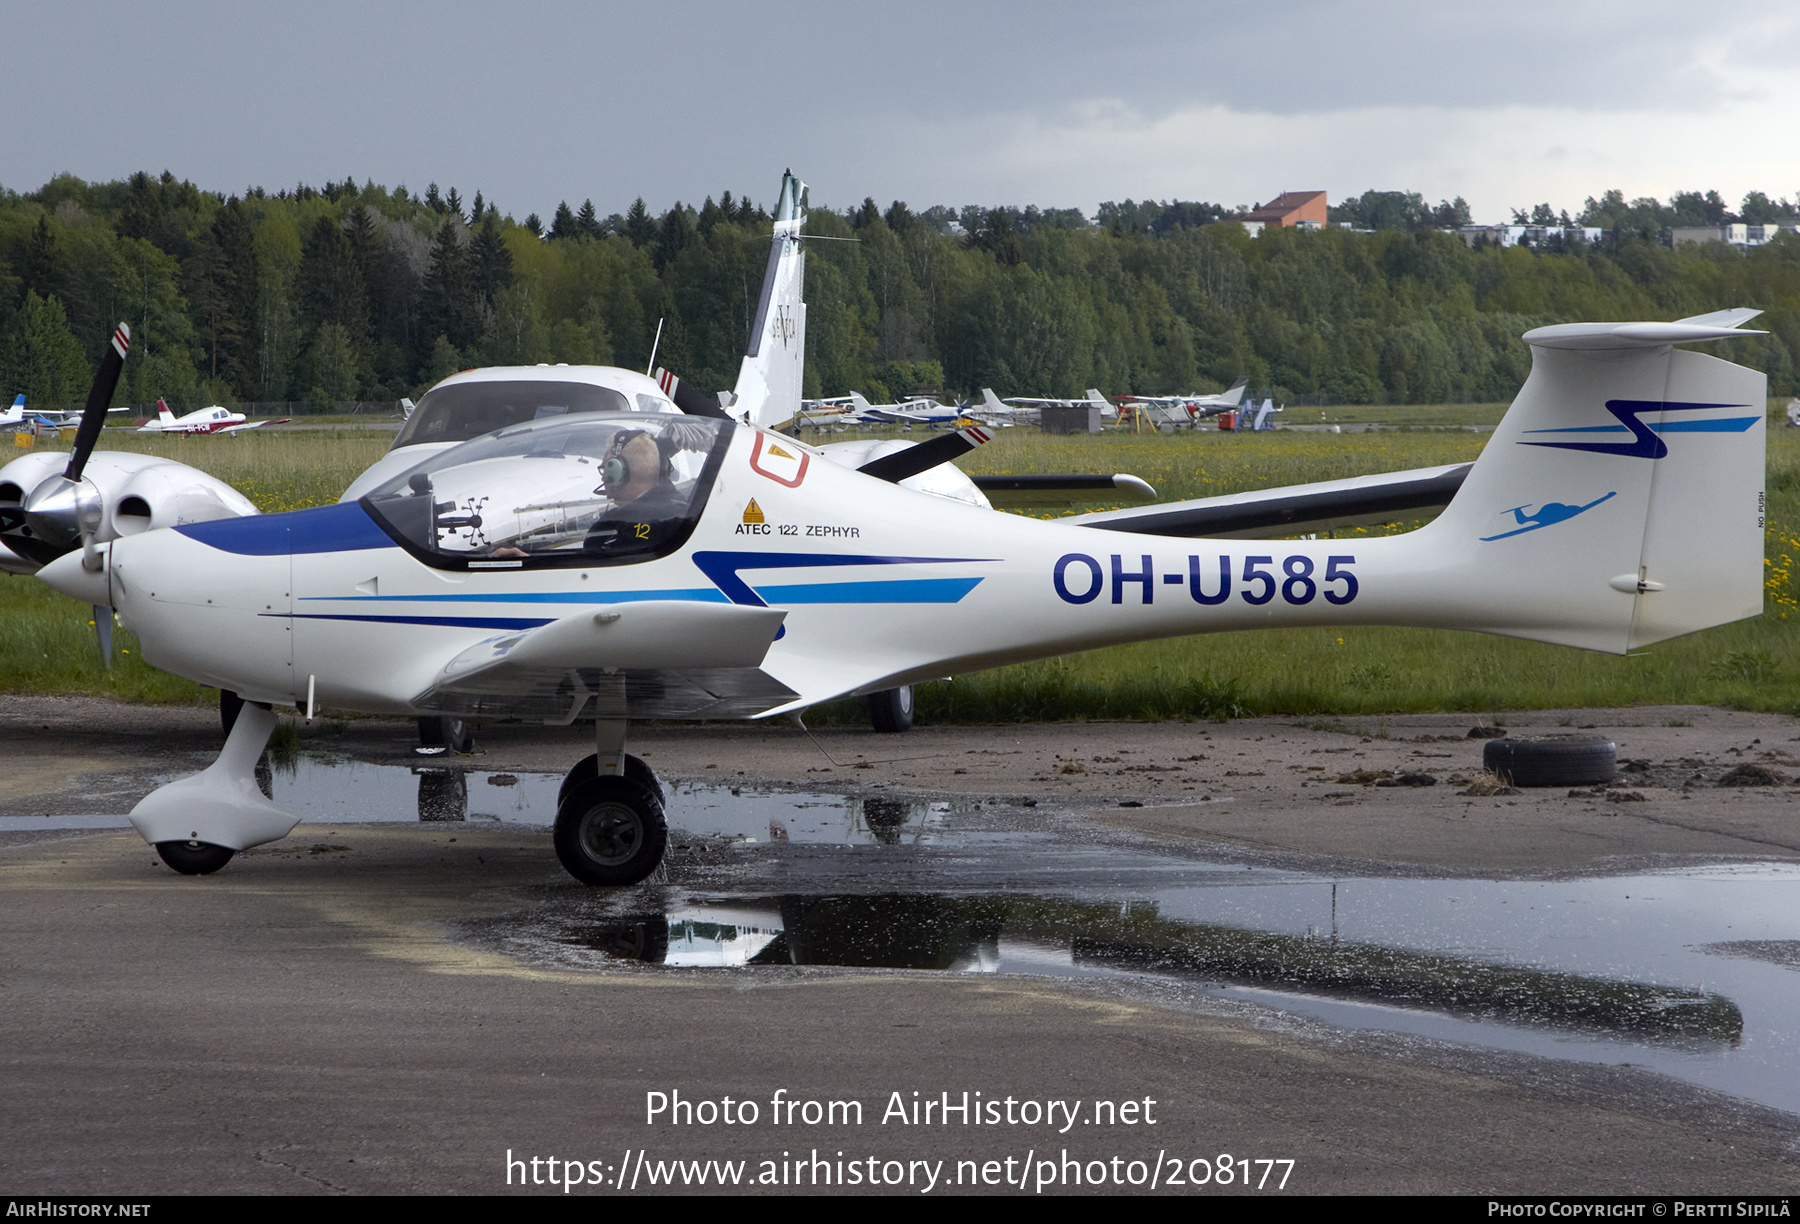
23;476;100;551
38;545;110;606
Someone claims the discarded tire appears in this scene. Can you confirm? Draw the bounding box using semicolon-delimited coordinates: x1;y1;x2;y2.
1483;736;1616;788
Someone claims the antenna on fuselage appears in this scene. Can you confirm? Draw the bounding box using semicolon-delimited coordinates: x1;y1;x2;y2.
645;317;664;376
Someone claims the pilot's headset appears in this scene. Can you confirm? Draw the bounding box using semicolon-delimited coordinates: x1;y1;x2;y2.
600;428;673;490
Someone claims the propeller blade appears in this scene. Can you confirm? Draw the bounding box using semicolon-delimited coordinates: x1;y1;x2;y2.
93;604;114;668
655;367;732;420
857;424;992;485
63;323;130;483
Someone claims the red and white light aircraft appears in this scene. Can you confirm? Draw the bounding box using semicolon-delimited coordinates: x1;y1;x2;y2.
136;398;289;435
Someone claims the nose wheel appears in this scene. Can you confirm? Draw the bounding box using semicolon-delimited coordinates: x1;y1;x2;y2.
156;840;235;875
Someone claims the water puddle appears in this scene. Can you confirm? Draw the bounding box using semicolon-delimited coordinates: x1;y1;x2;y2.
11;751;1800;1116
476;863;1800;1116
0;755;968;846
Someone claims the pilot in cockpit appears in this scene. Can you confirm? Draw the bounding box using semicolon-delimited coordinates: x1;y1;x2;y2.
585;429;685;554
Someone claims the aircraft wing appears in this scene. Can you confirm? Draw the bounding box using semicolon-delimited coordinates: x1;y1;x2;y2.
216;418;290;434
410;599;795;721
1064;463;1471;539
974;473;1157;508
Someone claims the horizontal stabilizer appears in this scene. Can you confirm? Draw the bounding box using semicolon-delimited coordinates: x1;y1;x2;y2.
1676;308;1764;330
1069;463;1470;539
1524;310;1766;350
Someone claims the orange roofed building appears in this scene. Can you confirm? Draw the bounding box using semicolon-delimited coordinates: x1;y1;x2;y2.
1240;190;1327;236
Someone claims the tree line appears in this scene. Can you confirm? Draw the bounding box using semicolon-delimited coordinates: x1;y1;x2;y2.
3;171;1799;413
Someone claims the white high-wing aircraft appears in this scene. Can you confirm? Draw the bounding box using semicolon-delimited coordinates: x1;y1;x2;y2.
1004;388;1119;419
35;284;1770;888
136;398;291;435
1120;377;1251;428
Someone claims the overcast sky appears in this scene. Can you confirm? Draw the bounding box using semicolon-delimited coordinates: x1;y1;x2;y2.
6;1;1799;223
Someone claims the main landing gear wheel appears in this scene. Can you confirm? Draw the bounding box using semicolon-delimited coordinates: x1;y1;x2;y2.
156;840;235;875
867;685;914;733
558;753;664;806
553;776;668;886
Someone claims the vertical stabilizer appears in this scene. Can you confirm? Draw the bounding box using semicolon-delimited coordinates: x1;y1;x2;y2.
731;171;808;429
1427;316;1767;651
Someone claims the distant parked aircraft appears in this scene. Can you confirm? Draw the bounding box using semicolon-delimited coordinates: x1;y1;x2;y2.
1120;377;1251;428
136;399;290;436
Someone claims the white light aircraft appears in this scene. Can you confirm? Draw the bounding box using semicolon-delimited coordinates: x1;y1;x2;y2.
1119;376;1251;428
1004;388;1118;419
34;271;1769;889
1;393;131;436
136;398;291;435
841;392;969;426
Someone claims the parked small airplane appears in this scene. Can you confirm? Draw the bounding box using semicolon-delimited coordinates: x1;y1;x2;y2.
20;172;1768;894
841;392;971;426
2;393;131;436
33;295;1767;887
1119;377;1251;428
973;389;1035;426
136;398;290;435
1004;388;1118;419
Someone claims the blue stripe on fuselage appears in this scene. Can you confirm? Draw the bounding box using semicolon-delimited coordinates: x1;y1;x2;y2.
297;589;730;605
279;614;553;630
295;577;983;607
180;501;396;555
757;578;983;604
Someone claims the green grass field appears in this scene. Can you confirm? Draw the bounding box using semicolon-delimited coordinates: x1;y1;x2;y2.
4;412;1796;721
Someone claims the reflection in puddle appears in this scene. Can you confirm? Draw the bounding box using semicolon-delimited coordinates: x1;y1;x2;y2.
470;861;1800;1116
258;756;958;845
0;753;965;844
538;893;1743;1045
